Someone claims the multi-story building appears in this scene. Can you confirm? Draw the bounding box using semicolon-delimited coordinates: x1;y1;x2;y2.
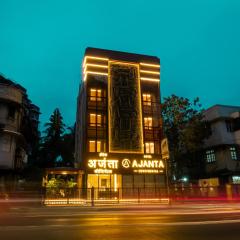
0;75;40;172
75;47;167;191
203;104;240;184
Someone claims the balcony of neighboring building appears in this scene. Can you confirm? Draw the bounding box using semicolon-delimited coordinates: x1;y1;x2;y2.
0;102;22;133
0;80;23;105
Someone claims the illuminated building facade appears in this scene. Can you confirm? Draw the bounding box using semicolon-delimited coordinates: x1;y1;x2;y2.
75;47;166;191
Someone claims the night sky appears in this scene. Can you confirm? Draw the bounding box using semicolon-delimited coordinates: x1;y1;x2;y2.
1;0;239;129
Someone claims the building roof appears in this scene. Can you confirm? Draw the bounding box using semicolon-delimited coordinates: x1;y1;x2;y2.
85;47;160;64
0;74;26;93
204;104;240;121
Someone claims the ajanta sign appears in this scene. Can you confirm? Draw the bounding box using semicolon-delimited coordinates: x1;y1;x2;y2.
87;158;165;174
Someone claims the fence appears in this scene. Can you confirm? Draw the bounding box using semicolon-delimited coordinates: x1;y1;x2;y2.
1;185;240;206
44;187;169;205
43;184;240;206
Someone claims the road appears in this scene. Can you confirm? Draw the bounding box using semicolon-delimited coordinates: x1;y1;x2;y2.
1;204;240;240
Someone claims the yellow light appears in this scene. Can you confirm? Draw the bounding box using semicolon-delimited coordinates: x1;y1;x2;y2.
88;159;119;169
99;152;108;157
108;61;144;154
85;63;108;69
143;155;152;159
133;169;160;173
132;159;164;168
114;174;117;191
86;71;108;76
83;56;109;67
94;169;112;174
140;62;160;68
83;73;88;82
140;77;160;82
140;70;160;75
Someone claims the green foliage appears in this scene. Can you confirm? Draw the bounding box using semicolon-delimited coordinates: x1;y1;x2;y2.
46;177;77;198
43;108;66;142
162;95;208;180
38;109;74;168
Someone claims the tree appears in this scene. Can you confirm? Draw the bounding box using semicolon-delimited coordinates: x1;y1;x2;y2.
161;95;209;181
61;125;75;167
40;108;66;167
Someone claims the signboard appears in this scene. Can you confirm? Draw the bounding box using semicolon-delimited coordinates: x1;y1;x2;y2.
87;153;165;174
161;138;169;160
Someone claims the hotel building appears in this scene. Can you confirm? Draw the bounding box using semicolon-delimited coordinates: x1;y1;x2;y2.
75;47;167;193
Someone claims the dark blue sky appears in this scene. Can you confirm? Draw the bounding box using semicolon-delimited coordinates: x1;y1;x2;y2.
1;0;239;128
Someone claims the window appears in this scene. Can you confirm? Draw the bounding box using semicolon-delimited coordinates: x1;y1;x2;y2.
90;89;101;101
144;117;152;129
101;179;107;188
225;120;234;132
145;142;154;154
233;118;240;131
205;121;212;135
232;176;240;184
8;106;16;119
230;147;238;160
142;94;152;106
206;150;216;163
0;135;11;152
226;118;240;132
89;113;101;127
89;140;101;152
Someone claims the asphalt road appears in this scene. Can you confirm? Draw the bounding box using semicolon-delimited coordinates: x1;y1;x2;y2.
1;204;240;240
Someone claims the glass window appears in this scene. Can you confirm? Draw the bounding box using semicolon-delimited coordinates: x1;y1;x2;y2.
144;117;152;129
0;135;11;152
89;140;101;152
225;120;234;132
90;89;101;101
142;94;152;106
145;142;154;154
230;147;238;160
97;141;101;152
8;106;16;119
89;141;96;152
89;113;101;127
206;150;216;163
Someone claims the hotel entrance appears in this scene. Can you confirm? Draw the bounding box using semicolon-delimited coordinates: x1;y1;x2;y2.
87;174;122;199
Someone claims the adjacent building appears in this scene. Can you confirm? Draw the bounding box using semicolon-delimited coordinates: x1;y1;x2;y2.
203;104;240;184
0;75;40;173
75;47;167;192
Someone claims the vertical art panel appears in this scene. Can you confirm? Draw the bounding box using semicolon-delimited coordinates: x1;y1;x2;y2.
108;62;143;153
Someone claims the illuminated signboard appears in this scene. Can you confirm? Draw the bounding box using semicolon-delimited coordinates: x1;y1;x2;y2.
88;159;118;169
121;159;164;173
87;157;165;174
88;159;119;174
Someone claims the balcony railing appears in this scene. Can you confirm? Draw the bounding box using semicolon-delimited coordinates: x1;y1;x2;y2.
142;101;161;115
87;97;107;110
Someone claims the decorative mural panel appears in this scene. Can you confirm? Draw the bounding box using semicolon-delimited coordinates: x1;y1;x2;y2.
108;62;144;153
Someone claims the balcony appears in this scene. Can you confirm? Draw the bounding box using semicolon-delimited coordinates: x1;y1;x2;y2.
87;97;107;111
142;101;161;115
87;124;107;139
144;127;162;140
